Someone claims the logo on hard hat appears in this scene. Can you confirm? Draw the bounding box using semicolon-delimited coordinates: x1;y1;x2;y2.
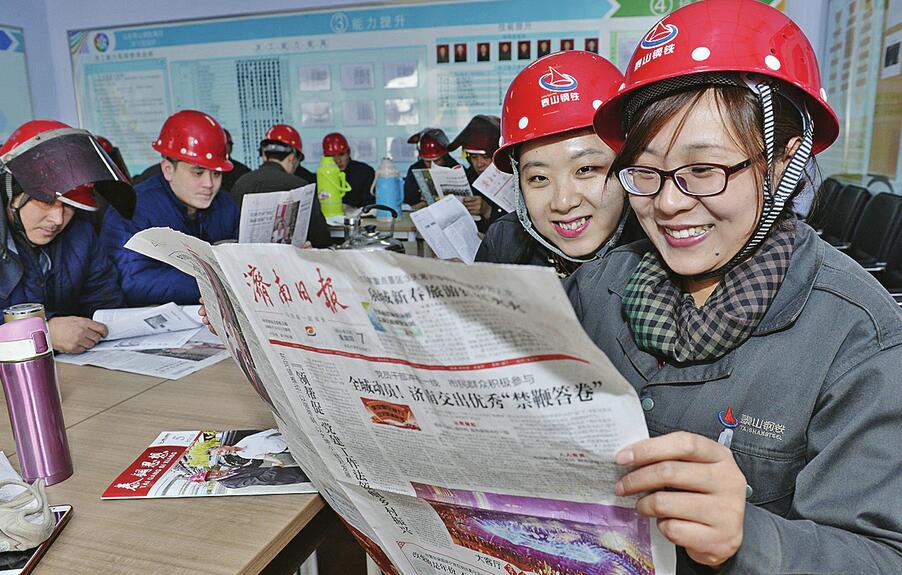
539;67;579;93
93;33;109;52
640;21;678;49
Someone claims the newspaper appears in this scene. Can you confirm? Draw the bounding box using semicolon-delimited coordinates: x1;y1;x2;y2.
95;302;200;341
239;184;316;246
103;429;317;499
126;227;676;575
409;196;481;264
55;329;230;380
412;165;474;206
472;164;517;214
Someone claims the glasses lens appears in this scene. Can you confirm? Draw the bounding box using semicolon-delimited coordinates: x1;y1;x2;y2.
621;167;660;196
674;164;727;196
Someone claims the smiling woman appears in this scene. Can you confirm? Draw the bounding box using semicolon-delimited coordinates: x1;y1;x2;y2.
475;50;635;278
568;1;902;573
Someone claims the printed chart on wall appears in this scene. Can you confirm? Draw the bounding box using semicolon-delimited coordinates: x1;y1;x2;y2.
69;0;784;176
0;25;33;142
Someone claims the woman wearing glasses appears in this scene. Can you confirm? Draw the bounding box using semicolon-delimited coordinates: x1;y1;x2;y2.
569;1;902;572
475;50;634;277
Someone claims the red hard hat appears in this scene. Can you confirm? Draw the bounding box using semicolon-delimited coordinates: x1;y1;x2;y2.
593;0;839;154
0;119;71;157
263;124;302;153
322;132;349;156
494;50;624;173
60;183;98;211
152;110;233;172
408;129;449;161
94;135;115;155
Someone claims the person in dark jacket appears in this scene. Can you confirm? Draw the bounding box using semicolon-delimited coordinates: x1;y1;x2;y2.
0;119;135;353
219;129;251;194
101;110;239;306
449;115;505;229
571;2;902;572
403;128;459;208
321;132;375;208
230;124;331;247
475;51;630;278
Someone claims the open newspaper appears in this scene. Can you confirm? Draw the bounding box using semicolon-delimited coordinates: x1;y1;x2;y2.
126;228;676;575
239;184;316;246
412;165;474;206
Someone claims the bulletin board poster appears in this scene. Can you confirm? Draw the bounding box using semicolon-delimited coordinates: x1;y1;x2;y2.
69;0;783;176
819;0;885;179
0;25;33;143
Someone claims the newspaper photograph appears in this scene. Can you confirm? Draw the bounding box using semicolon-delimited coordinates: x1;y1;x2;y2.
125;227;676;575
472;163;516;214
409;196;481;264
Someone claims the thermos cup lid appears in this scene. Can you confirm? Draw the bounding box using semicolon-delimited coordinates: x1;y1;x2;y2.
0;317;50;361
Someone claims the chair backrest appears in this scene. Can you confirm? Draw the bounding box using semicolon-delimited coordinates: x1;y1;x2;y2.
821;184;870;244
807;177;843;230
882;225;902;290
846;193;902;265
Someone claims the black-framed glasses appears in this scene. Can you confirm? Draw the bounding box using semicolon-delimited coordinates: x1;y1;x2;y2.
618;159;753;197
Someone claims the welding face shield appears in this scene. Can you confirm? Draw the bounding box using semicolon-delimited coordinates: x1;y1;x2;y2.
0;127;135;218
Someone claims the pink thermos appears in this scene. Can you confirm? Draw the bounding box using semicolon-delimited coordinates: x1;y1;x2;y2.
0;315;72;485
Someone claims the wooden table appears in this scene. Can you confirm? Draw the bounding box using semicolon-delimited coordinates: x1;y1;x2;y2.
0;360;339;575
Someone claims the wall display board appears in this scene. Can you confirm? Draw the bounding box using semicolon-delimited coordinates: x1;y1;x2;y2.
819;0;884;180
0;25;33;143
69;0;781;175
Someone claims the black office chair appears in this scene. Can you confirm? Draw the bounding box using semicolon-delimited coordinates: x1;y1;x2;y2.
806;177;843;231
844;193;902;269
820;185;870;247
879;228;902;306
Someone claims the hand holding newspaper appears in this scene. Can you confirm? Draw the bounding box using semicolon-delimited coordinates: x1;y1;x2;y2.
409;196;481;264
125;227;676;575
472;163;517;214
238;184;316;246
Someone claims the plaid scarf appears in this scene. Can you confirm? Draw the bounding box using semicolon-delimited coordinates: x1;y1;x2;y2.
622;221;796;363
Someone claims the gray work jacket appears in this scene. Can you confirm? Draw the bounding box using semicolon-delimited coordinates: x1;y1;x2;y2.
567;223;902;574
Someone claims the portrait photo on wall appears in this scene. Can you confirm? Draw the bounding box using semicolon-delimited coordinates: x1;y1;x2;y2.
584;37;598;53
498;41;512;61
561;38;574;51
436;44;449;64
537;39;551;57
477;42;491;62
518;40;531;60
454;43;468;62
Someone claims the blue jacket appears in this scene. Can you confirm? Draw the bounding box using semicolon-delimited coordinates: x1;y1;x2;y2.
100;172;239;306
0;216;124;321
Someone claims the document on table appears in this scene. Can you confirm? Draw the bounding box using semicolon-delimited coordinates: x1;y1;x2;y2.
238;184;315;246
94;303;201;341
409;195;481;264
473;163;516;213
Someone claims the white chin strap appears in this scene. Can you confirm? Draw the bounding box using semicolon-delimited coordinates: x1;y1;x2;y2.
510;154;628;264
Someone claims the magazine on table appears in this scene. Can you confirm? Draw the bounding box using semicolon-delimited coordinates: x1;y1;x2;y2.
102;429;317;499
125;227;676;575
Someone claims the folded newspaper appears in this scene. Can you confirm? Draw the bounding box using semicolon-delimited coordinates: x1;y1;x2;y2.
103;429;316;499
126;228;676;575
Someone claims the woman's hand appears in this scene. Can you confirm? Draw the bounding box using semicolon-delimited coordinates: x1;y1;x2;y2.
615;431;747;568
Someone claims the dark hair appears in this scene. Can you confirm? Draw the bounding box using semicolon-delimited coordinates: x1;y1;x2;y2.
262;150;293;162
610;84;813;221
